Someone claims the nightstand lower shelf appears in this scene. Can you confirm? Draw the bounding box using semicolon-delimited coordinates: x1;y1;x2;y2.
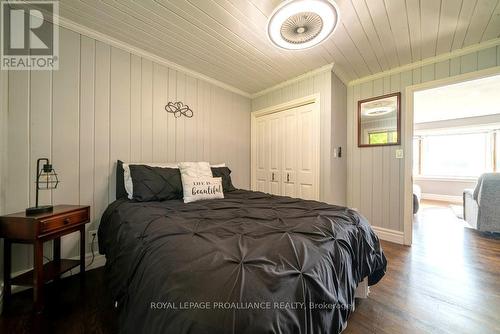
11;259;80;286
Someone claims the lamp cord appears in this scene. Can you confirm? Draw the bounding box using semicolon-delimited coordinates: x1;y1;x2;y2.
86;233;97;269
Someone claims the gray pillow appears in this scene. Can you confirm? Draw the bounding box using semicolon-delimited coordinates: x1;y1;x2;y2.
129;165;183;201
211;167;236;192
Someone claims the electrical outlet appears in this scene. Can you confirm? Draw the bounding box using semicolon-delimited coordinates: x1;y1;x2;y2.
88;229;98;244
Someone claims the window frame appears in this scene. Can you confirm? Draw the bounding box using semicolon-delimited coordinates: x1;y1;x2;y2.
413;130;499;179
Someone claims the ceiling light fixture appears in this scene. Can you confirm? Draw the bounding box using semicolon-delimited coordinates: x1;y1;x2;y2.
267;0;340;50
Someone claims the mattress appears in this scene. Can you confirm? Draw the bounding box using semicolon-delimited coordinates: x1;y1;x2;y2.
98;189;387;334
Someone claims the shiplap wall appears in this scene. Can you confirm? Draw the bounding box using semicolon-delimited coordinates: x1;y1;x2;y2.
0;69;7;217
4;27;251;273
251;70;347;206
0;69;7;278
347;45;500;233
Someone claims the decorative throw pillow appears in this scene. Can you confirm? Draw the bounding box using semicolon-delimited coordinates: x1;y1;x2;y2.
211;167;236;192
129;165;183;201
182;177;224;203
123;162;178;199
178;162;213;178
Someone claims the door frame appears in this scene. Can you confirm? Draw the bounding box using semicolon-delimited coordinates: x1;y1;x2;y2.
403;66;500;245
251;94;321;199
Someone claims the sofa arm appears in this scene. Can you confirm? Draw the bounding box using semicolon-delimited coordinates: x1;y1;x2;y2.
463;189;478;229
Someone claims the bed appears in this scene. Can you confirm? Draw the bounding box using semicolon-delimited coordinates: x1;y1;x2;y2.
98;166;387;334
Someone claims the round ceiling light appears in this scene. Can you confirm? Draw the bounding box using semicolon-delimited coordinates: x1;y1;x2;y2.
267;0;340;50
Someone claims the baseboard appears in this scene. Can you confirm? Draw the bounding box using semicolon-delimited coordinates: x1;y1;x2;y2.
421;193;462;203
0;252;106;313
372;226;405;244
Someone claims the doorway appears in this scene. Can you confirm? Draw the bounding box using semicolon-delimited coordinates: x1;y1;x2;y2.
404;67;500;245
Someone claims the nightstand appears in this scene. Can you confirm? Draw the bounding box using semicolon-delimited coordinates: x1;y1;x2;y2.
0;205;90;313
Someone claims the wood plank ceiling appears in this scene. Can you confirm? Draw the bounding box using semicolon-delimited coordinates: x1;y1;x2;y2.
56;0;500;94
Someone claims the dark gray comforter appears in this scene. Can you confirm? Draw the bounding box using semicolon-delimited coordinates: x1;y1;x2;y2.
98;190;386;334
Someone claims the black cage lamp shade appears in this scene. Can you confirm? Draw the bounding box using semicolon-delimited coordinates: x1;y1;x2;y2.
26;158;59;215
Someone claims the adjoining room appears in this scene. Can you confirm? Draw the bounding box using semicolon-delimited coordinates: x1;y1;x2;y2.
412;74;500;236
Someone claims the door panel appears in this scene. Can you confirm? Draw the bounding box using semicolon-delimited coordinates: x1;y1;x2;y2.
282;109;298;197
268;114;282;196
255;117;269;193
297;105;317;200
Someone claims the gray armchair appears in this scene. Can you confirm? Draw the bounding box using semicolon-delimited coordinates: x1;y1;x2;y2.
463;173;500;233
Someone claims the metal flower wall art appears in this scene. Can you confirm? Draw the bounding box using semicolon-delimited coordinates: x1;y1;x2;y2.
165;101;194;118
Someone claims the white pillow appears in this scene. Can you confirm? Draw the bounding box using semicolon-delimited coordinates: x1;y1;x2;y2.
123;162;178;199
178;162;213;178
182;177;224;203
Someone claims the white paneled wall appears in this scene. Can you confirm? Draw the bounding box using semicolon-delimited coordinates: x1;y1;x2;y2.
0;69;7;216
0;68;7;277
347;46;500;233
252;70;347;206
4;26;251;273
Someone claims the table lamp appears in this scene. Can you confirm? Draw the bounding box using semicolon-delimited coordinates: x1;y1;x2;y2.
26;158;59;215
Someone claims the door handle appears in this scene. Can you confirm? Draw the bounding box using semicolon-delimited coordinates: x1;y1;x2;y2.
287;173;290;182
271;172;275;182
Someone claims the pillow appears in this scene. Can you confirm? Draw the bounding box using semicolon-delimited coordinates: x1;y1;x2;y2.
178;162;213;178
128;165;183;202
182;177;224;203
123;162;178;199
211;167;236;192
116;160;128;199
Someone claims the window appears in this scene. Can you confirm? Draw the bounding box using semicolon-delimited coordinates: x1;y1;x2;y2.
369;130;397;145
413;137;421;176
413;131;497;178
496;131;500;171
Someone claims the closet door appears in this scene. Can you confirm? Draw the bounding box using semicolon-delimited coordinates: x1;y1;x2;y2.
252;100;319;200
254;116;269;193
282;109;298;197
296;103;319;200
268;113;282;196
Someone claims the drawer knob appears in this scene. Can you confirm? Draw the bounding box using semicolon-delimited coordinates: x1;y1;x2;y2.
63;218;70;225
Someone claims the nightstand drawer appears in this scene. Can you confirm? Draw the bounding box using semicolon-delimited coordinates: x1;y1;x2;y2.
41;209;89;232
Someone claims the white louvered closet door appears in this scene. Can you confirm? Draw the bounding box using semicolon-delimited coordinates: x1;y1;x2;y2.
252;101;319;201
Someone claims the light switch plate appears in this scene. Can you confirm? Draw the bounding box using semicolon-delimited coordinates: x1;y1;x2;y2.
395;149;404;159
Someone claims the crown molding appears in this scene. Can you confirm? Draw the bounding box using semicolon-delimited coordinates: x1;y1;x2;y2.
251;63;335;98
347;38;500;87
47;15;252;98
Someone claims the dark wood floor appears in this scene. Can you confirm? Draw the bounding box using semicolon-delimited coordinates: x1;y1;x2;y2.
0;267;118;334
1;200;499;333
346;201;500;334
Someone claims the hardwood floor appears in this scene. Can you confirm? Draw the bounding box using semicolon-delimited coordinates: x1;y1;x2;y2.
1;201;499;333
346;201;500;334
0;268;118;334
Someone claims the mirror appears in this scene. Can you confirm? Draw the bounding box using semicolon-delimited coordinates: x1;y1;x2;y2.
358;92;401;147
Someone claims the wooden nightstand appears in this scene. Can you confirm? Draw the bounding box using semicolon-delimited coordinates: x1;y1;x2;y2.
0;205;90;313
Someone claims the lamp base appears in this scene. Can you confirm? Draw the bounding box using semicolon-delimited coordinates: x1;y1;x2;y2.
26;205;54;215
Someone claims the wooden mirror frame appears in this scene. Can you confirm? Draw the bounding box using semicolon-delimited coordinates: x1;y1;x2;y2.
358;92;401;148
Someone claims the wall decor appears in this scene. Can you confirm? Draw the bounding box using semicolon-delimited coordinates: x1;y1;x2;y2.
358;92;401;147
165;101;194;118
